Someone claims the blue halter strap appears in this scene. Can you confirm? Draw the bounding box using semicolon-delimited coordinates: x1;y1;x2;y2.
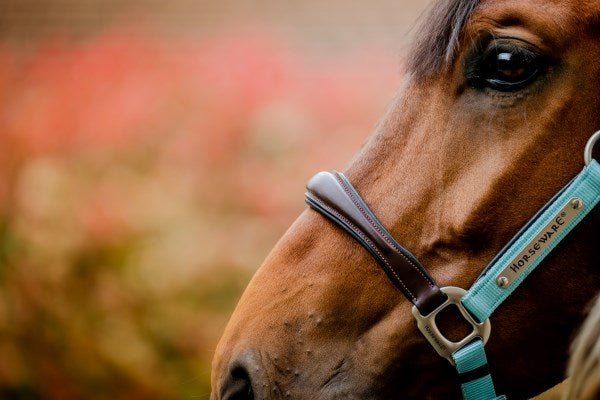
451;133;600;399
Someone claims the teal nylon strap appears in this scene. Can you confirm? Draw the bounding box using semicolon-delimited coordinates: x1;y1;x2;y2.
453;160;600;400
463;159;600;322
452;339;505;400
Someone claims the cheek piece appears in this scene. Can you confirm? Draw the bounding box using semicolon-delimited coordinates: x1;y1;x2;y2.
305;130;600;400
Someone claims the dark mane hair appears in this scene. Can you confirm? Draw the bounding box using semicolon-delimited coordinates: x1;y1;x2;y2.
407;0;481;77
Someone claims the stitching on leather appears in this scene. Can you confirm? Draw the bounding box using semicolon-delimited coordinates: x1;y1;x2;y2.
308;196;418;302
334;174;437;289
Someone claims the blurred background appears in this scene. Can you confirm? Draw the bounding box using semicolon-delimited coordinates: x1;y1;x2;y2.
0;1;561;399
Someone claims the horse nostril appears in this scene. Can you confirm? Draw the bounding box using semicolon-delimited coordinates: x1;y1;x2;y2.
220;364;255;400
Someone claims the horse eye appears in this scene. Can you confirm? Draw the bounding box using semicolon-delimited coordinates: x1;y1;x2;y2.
467;42;546;92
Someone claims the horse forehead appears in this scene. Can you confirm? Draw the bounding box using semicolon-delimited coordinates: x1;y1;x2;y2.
474;0;600;32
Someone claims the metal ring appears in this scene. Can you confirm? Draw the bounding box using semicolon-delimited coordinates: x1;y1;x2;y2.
584;130;600;166
411;286;491;365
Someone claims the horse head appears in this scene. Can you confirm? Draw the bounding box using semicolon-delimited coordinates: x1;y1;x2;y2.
212;0;600;398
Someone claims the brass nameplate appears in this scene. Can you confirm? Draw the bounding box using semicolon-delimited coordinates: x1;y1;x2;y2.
496;198;584;287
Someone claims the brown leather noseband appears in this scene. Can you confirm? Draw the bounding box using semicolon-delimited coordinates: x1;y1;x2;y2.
305;171;447;316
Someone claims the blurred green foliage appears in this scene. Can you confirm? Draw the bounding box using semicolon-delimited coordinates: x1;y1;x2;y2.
0;28;398;398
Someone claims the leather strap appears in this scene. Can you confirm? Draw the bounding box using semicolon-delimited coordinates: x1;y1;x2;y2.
305;171;447;315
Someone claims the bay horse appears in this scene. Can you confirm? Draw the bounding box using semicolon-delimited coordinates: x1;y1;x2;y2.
211;0;600;399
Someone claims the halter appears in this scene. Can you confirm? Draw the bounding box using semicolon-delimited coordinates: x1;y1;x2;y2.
305;130;600;400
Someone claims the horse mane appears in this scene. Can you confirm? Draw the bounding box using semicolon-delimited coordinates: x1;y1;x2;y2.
407;0;481;77
564;295;600;399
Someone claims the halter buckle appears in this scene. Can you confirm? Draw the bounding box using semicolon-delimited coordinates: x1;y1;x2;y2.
411;286;491;365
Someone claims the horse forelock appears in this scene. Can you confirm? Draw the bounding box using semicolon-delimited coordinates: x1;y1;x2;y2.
407;0;481;77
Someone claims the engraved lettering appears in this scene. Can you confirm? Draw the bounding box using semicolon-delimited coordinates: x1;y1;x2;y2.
424;324;446;351
497;199;582;287
510;258;526;272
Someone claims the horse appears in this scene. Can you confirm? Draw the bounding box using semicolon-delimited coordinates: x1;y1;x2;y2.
211;0;600;398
